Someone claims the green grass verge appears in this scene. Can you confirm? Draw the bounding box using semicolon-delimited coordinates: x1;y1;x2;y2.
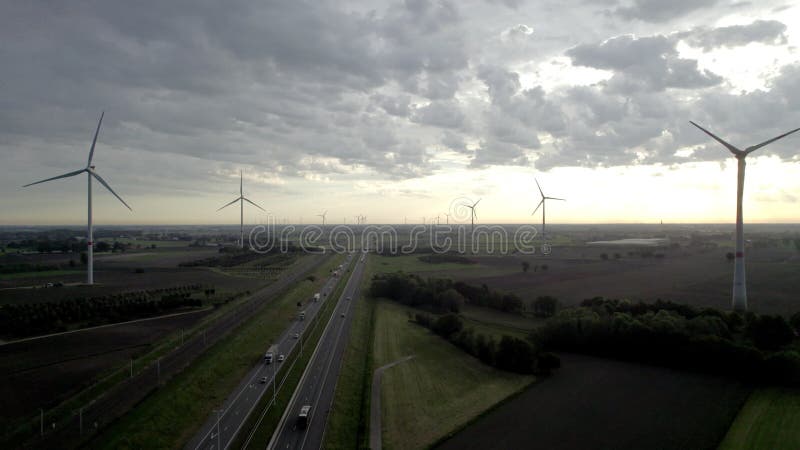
374;299;534;450
84;254;343;449
718;387;800;450
323;255;378;450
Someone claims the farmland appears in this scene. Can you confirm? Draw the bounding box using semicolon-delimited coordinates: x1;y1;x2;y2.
373;299;534;450
719;388;800;450
436;354;751;450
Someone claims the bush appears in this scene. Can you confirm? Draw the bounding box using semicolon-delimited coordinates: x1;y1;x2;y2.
748;315;795;351
532;296;558;318
536;352;561;374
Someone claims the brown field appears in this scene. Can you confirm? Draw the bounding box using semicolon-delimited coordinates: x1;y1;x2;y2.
436;353;751;450
0;309;213;424
399;245;800;315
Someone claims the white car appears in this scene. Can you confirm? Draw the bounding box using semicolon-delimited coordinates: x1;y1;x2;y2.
278;354;285;362
260;376;268;384
293;333;300;339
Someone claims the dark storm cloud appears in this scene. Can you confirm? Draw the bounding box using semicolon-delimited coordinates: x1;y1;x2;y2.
567;34;723;92
613;0;718;22
679;20;788;51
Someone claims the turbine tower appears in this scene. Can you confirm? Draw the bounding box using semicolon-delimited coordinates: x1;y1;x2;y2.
532;179;564;242
690;121;800;311
24;112;132;285
217;170;265;249
317;210;327;226
462;199;481;233
444;213;450;225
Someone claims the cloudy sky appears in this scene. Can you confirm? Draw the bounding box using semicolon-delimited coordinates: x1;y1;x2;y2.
2;0;799;225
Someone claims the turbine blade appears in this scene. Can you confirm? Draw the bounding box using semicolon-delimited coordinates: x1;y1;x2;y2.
23;168;86;187
91;171;132;211
217;197;240;211
689;121;742;155
532;199;544;216
547;197;566;201
87;111;104;166
473;198;482;207
242;197;266;211
535;178;544;197
745;127;800;154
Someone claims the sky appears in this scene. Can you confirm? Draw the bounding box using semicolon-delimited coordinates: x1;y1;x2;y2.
1;0;800;226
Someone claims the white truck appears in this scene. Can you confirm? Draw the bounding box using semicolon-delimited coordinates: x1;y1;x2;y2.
313;293;321;302
264;344;278;364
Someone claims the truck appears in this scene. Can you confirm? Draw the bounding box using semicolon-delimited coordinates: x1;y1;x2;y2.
264;344;278;364
313;293;320;302
297;405;311;429
299;310;306;320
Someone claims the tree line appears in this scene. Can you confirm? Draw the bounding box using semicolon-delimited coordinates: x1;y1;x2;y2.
0;284;208;338
414;312;560;375
534;297;800;385
369;272;525;314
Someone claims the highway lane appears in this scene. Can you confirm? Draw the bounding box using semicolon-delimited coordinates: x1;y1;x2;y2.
268;251;368;450
187;253;356;450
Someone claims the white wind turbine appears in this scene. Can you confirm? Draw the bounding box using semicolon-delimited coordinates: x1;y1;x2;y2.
462;199;481;233
217;170;265;249
317;210;327;226
690;121;800;311
23;112;132;285
532;179;564;242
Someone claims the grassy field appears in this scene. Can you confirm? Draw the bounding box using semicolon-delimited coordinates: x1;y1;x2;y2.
323;254;378;450
86;254;344;449
718;388;800;450
375;299;534;450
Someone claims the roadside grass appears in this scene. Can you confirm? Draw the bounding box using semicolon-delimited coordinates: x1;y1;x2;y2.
233;255;353;449
718;387;800;450
374;299;534;450
323;254;377;450
86;254;343;449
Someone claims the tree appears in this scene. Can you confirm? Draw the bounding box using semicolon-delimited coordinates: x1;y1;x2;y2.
533;296;558;318
726;252;735;262
614;253;621;259
80;252;88;265
541;264;548;271
791;312;800;334
521;261;530;273
748;315;795;351
432;314;463;338
494;336;536;374
600;253;609;260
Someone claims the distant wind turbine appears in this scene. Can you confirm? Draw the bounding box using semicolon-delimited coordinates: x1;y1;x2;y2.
23;112;132;285
690;120;800;311
444;213;450;225
532;179;564;242
462;199;481;233
217;170;265;249
317;210;327;226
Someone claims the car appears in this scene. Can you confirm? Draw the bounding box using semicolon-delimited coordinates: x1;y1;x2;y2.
340;312;345;317
346;296;352;301
293;333;300;339
260;376;268;384
278;354;285;362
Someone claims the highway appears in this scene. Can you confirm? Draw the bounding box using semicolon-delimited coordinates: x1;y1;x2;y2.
267;251;368;450
186;253;356;450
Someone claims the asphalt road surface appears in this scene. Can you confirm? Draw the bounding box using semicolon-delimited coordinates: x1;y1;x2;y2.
187;253;356;450
268;251;368;450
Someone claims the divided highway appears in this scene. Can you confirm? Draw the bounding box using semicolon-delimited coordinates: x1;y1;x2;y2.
187;253;356;450
268;251;368;450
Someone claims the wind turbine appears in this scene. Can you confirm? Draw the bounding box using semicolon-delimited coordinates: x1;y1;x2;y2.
444;213;450;225
462;199;481;233
23;112;132;285
317;210;327;226
217;170;265;249
532;179;564;242
690;121;800;311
